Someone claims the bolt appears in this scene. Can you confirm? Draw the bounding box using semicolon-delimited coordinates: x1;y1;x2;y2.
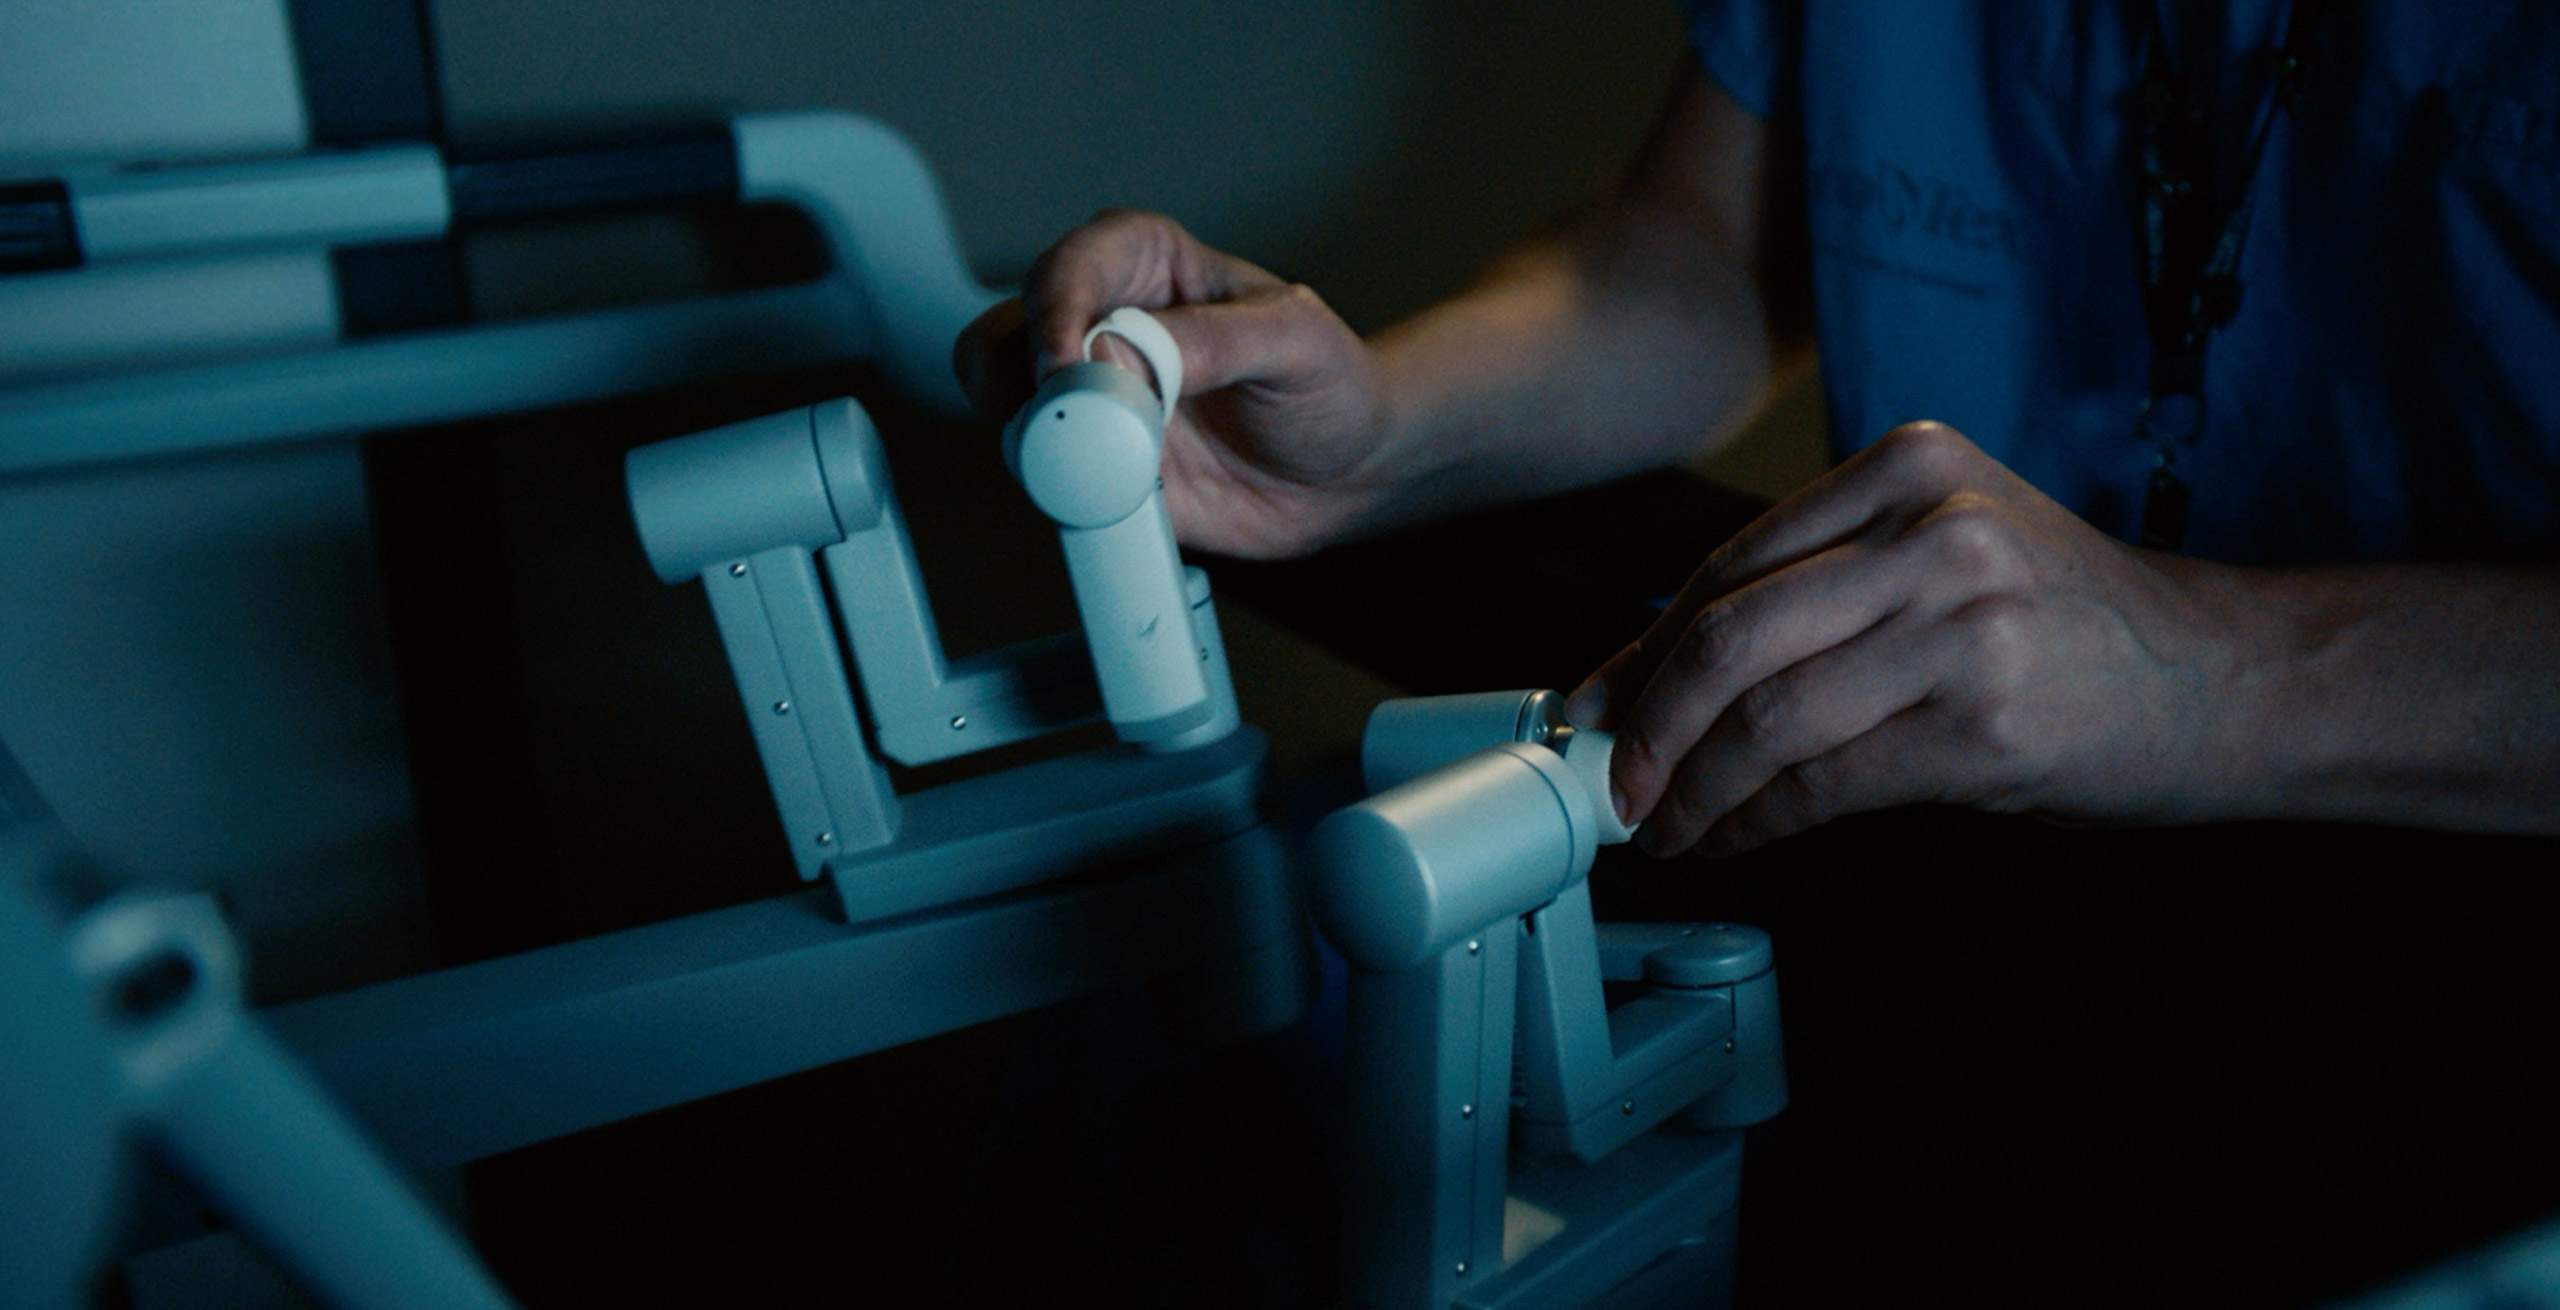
1467;939;1481;955
729;562;747;577
950;714;968;730
815;832;834;847
1621;1099;1636;1116
1454;1262;1469;1278
1724;1039;1736;1054
773;700;791;715
1460;1103;1474;1119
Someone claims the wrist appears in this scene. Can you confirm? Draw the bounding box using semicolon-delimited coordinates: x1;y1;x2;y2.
2145;556;2312;823
1345;325;1494;541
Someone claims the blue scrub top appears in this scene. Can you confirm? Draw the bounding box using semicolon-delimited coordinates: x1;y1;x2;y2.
1682;0;2560;565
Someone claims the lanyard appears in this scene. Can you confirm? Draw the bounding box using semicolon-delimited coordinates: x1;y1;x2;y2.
2132;0;2334;551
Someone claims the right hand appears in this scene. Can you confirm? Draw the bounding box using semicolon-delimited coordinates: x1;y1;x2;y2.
954;210;1391;559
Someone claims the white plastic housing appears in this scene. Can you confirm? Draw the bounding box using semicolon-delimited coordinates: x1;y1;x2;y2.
1303;741;1599;973
1006;361;1163;529
1059;488;1214;744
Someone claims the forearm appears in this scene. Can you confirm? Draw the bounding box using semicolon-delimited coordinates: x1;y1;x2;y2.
1328;65;1811;540
1355;207;1796;532
2208;562;2560;831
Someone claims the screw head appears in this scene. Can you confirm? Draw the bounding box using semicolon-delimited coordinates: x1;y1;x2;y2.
1460;1103;1474;1119
1454;1262;1469;1277
949;715;968;730
773;700;791;715
728;562;747;577
1621;1099;1636;1116
1466;939;1481;955
1724;1038;1736;1054
815;832;834;847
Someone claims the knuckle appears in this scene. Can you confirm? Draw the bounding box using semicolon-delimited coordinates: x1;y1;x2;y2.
1954;595;2037;678
1267;282;1339;327
1917;498;2023;583
1672;604;1746;678
1042;210;1186;296
1878;420;1965;474
1961;691;2039;764
1729;678;1802;747
1778;752;1841;810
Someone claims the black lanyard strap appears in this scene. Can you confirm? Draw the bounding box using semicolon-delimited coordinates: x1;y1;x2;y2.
2133;0;2336;550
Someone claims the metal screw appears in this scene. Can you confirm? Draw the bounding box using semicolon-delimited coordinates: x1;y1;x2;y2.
1467;939;1481;955
815;832;834;847
1454;1262;1469;1278
773;700;791;715
728;562;747;577
1460;1103;1474;1119
949;715;967;730
1723;1039;1736;1054
1621;1099;1636;1116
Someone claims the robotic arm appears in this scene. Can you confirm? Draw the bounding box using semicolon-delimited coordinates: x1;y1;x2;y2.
1304;691;1785;1310
625;309;1262;925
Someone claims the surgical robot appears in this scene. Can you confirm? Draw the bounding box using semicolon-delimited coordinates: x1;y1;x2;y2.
623;315;1788;1308
1;103;1785;1305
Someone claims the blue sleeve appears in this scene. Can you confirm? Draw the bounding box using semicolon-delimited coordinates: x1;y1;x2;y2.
1676;0;1799;121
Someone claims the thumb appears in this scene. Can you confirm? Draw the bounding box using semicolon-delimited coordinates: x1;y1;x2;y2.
1147;283;1349;398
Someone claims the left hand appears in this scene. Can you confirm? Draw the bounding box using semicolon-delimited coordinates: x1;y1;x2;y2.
1568;420;2267;857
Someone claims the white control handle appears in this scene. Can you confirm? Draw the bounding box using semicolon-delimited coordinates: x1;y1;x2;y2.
1005;308;1232;750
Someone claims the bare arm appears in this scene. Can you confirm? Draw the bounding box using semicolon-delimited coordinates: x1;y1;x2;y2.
2213;561;2560;832
1570;422;2560;854
1354;64;1814;532
956;66;1811;558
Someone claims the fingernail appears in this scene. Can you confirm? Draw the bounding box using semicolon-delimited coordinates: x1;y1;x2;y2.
1611;786;1633;829
1564;680;1606;729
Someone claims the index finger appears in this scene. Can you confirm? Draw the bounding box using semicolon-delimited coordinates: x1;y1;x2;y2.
1025;210;1287;375
1564;419;1977;730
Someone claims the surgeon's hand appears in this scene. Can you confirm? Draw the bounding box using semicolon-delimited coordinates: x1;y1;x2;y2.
1568;421;2268;856
955;210;1392;559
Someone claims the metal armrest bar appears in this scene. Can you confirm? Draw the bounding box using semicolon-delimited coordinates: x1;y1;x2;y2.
260;825;1297;1173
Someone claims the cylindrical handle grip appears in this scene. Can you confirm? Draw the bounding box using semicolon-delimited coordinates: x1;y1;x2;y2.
1359;690;1563;795
1304;742;1597;972
1059;489;1213;745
